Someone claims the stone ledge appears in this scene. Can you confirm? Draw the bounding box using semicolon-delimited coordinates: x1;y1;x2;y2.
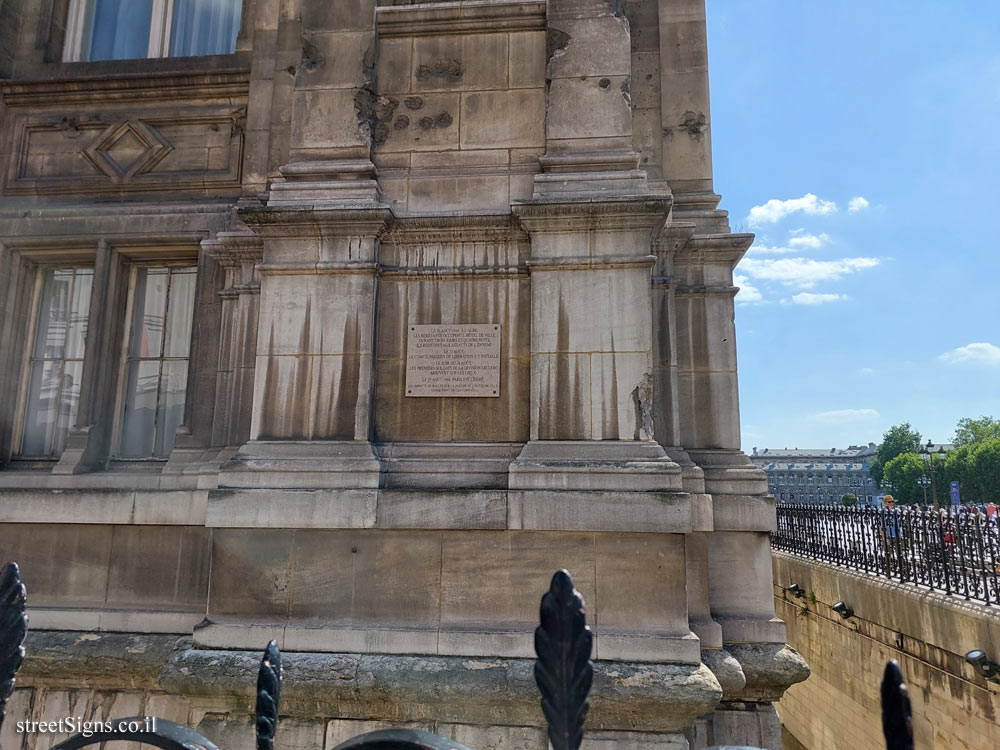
376;1;547;38
15;632;722;732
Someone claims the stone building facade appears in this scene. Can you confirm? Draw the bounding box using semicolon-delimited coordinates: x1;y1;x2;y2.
750;446;878;506
0;1;807;749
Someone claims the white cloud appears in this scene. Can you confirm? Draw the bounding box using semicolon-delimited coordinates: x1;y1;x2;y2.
788;232;831;249
848;196;870;213
734;273;764;304
814;408;880;423
747;232;831;256
786;292;847;305
747;193;838;226
738;256;880;289
938;343;1000;365
857;367;876;376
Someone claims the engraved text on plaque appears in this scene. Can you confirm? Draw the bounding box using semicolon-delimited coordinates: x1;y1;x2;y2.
405;324;501;397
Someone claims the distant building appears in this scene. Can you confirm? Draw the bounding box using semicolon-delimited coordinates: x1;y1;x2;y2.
751;444;878;505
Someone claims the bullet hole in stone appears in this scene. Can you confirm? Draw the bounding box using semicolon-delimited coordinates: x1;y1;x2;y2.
599;78;611;89
546;28;571;62
286;65;296;76
394;115;410;129
300;35;324;71
352;546;358;553
404;96;424;110
415;58;464;82
680;110;708;141
418;113;452;130
646;73;653;80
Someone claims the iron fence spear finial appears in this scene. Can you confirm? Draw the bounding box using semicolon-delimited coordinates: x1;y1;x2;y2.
256;640;282;750
0;562;27;738
534;570;593;750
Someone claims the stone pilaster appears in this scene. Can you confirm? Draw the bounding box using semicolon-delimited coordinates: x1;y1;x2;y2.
219;207;392;492
674;232;808;748
533;0;647;197
266;0;382;206
509;197;681;483
203;231;264;449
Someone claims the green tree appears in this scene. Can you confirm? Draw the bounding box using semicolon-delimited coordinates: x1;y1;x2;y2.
953;416;1000;448
883;453;926;505
871;423;922;488
840;493;859;507
970;437;1000;502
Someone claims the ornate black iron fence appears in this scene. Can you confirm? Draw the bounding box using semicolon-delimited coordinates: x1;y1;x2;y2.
773;504;1000;604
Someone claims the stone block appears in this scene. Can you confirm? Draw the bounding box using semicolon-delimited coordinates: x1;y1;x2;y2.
207;488;378;527
437;722;546;750
530;269;653;353
545;76;633;141
529;353;592;440
376;37;413;95
408;174;510;213
291;88;369;151
508;490;690;532
0;523;112;608
461;90;545;149
548;16;631;79
509;31;546;89
439;531;596;629
0;688;32;750
286;529;442;627
295;31;371;89
375;93;461;153
208;528;294;618
376;489;508;528
104;525;210;611
411;33;508;92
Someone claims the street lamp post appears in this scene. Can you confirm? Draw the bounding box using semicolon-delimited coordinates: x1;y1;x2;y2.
918;475;930;507
919;440;947;509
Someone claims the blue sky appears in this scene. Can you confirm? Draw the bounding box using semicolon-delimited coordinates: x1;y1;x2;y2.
705;1;1000;452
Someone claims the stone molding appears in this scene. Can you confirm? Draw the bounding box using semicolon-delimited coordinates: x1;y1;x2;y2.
376;1;548;38
0;70;251;106
15;631;721;733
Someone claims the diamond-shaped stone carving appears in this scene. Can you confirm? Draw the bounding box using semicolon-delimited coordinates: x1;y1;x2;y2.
83;120;172;182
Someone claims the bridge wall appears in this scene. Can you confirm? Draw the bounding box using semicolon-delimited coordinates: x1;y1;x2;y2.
773;551;1000;750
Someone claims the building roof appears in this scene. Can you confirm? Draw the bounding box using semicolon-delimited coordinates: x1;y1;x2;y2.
762;462;871;472
752;444;876;459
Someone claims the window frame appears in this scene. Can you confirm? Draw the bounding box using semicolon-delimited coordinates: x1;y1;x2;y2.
109;259;199;461
62;0;242;63
11;262;96;461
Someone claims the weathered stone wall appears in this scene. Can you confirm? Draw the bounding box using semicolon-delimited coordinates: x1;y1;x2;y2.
0;1;805;748
773;552;1000;750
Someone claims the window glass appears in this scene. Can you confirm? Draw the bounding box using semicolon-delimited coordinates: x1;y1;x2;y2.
20;269;93;457
169;0;241;58
87;0;154;61
119;266;196;458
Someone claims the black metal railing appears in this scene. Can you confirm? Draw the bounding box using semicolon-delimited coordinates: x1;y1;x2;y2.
773;504;1000;604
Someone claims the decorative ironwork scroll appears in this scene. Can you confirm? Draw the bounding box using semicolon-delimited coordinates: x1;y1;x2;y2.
881;660;914;750
334;728;473;750
256;640;282;750
533;569;594;750
0;562;27;737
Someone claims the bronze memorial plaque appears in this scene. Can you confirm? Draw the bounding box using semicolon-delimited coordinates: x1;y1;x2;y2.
405;324;501;397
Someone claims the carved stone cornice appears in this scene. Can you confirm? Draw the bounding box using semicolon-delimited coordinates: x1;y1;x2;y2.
1;70;251;106
376;1;547;38
674;233;755;270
